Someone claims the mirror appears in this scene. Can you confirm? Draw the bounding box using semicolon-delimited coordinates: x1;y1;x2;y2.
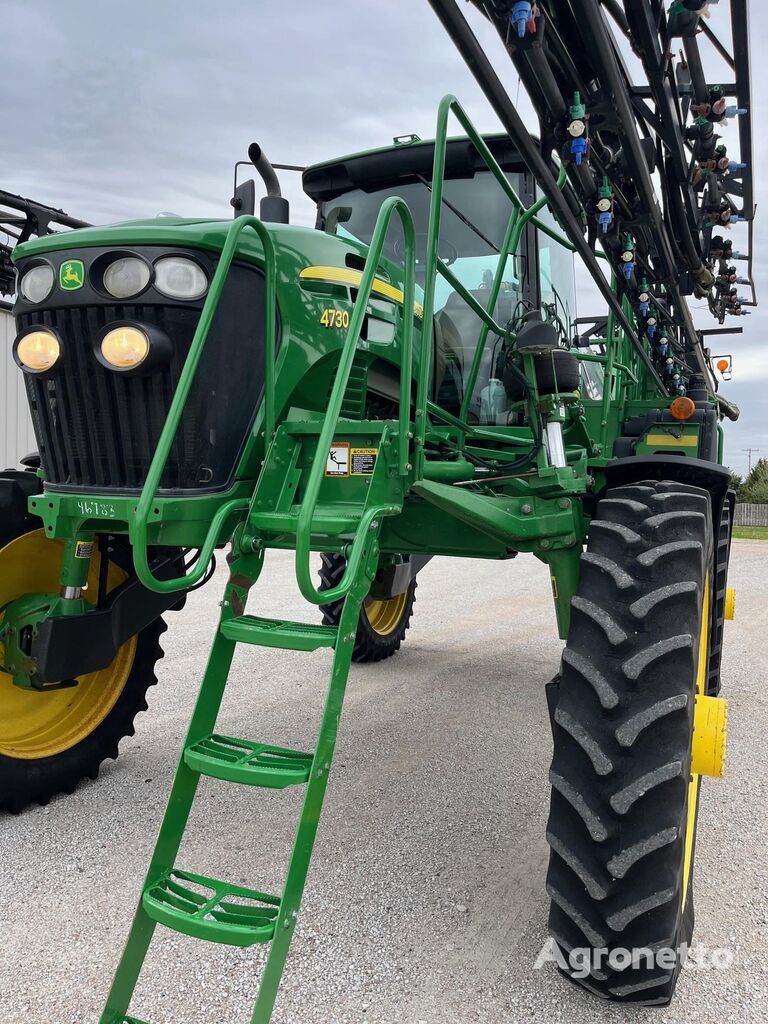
232;179;256;217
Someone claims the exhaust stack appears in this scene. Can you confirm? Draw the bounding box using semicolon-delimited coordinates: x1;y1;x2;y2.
248;143;289;224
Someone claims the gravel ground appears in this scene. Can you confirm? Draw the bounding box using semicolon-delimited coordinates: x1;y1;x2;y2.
2;541;767;1024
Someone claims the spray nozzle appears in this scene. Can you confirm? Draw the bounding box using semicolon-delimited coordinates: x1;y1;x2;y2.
570;136;588;166
511;2;533;38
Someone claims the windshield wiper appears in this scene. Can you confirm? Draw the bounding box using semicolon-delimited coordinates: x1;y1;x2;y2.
415;173;500;254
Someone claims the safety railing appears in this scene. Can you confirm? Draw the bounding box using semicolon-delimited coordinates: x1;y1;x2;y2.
413;95;571;471
459;165;568;424
294;196;417;605
131;215;277;594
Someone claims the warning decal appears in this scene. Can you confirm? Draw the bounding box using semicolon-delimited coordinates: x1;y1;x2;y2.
350;447;378;476
325;442;350;476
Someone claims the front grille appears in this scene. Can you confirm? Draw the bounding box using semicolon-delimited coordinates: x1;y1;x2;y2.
16;262;268;492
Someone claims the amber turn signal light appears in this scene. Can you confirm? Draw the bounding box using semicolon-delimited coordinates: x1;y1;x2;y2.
669;396;696;421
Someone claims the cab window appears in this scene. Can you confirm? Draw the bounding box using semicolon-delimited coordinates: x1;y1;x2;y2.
322;170;530;423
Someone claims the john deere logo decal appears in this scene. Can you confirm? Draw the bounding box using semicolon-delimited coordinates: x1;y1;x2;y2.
59;259;85;291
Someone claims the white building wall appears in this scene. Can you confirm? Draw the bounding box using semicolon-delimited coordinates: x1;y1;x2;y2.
1;308;37;469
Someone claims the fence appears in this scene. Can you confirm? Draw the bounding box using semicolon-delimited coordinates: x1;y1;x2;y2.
734;503;768;528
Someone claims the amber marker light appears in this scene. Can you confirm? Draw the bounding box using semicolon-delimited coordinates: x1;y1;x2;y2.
669;396;696;421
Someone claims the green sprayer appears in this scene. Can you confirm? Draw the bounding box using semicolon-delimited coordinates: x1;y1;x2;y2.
0;0;755;1016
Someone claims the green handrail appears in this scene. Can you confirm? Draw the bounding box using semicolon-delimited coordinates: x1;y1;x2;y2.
458;164;569;424
413;95;613;470
574;350;639;385
413;95;571;462
131;215;277;594
294;196;416;605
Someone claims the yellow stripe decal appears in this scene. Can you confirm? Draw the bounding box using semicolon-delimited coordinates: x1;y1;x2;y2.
645;434;699;448
299;265;423;318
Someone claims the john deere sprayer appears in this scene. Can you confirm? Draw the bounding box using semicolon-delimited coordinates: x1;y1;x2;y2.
0;0;755;1016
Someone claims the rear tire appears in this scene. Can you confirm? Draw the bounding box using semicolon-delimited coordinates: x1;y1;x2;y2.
545;480;714;1004
319;552;416;663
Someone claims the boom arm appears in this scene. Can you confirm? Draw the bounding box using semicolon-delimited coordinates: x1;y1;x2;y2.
0;189;89;301
428;0;755;414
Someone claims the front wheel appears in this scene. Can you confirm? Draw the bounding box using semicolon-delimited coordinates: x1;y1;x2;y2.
319;552;416;663
0;528;166;813
545;480;715;1004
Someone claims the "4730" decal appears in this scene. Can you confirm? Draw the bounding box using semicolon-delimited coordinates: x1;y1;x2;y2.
319;307;350;329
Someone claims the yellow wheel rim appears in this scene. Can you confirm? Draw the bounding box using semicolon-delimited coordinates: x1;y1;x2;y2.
0;530;136;760
682;577;710;907
363;591;409;637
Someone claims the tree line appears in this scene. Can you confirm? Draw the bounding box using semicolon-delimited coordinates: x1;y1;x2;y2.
730;458;768;504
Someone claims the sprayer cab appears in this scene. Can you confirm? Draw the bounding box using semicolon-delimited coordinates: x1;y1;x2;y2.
303;132;579;424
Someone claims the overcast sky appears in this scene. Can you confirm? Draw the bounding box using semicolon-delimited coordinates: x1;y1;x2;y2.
3;0;766;475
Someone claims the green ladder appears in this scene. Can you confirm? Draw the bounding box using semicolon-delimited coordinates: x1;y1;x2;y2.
103;195;418;1023
100;520;382;1024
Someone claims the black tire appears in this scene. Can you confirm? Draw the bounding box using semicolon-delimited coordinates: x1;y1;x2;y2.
545;479;714;1004
0;526;166;813
706;499;732;695
319;552;416;663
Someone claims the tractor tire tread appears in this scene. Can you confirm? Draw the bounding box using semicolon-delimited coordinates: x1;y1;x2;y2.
546;479;713;1004
318;552;416;663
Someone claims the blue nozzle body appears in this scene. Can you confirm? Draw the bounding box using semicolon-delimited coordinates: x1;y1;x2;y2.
570;136;588;165
598;210;613;233
511;2;532;38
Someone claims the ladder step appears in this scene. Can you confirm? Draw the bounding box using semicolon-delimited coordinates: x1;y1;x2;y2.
220;615;337;651
185;734;313;788
142;869;280;947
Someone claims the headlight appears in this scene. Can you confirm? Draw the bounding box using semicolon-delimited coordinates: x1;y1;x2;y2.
100;326;150;369
154;256;208;299
19;265;55;303
15;329;61;372
103;257;151;299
